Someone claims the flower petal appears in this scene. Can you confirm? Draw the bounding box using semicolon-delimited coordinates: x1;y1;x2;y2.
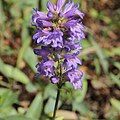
56;0;66;13
47;1;55;13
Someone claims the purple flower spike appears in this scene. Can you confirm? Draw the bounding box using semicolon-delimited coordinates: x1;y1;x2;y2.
66;69;83;89
32;0;85;89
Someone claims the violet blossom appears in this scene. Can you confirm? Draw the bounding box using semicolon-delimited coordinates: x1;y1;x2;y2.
32;0;85;89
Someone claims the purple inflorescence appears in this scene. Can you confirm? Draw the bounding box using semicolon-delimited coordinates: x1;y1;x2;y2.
32;0;85;89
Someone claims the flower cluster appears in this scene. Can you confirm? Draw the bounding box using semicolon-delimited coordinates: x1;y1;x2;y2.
32;0;85;89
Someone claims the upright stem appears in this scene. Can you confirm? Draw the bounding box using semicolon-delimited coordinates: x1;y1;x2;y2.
52;88;60;120
52;54;62;120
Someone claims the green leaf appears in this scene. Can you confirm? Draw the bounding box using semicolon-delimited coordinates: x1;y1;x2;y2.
18;107;26;114
4;115;35;120
73;79;88;103
73;102;89;114
90;9;99;18
72;102;96;118
26;83;38;93
44;84;57;99
0;59;30;84
110;73;120;87
16;39;30;68
0;118;4;120
0;107;17;118
17;20;31;68
44;98;56;114
0;88;10;96
41;0;47;11
0;88;18;118
94;59;101;75
81;40;91;49
89;35;109;74
23;47;38;72
110;98;120;111
105;47;120;57
0;88;18;108
16;0;38;69
0;0;6;27
55;116;64;120
113;62;120;70
21;23;30;44
26;93;43;119
44;97;61;115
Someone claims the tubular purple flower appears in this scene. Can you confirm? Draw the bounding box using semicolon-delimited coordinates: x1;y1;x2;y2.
32;9;48;22
32;0;85;89
35;19;52;28
62;1;74;15
71;45;82;55
37;60;55;77
63;6;78;18
66;69;83;89
34;47;50;59
44;30;63;48
51;76;59;84
70;23;85;40
75;9;85;19
47;1;55;13
32;30;49;44
33;30;63;48
63;54;82;71
64;20;78;28
47;11;54;18
64;41;82;55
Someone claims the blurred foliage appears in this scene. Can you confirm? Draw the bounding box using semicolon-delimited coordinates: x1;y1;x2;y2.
0;0;120;120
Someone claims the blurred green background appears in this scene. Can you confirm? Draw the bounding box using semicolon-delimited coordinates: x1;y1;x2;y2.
0;0;120;120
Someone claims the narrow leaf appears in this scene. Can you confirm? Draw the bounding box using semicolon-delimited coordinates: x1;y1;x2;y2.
0;59;30;84
4;115;35;120
16;40;30;68
110;98;120;111
89;35;109;74
110;73;120;87
73;79;88;103
26;93;43;119
23;47;37;72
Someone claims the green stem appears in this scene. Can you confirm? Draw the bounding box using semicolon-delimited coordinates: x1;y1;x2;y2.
52;88;60;120
52;53;62;120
